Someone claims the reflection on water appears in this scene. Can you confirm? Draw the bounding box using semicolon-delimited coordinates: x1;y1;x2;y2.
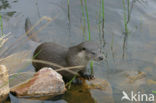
0;0;156;103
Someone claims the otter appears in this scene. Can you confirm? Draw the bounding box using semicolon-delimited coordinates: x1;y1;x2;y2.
25;17;104;82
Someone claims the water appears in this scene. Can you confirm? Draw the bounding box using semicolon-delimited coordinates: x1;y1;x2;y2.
0;0;156;103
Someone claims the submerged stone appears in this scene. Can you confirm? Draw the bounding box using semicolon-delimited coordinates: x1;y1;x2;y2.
10;67;66;99
87;78;114;103
64;78;114;103
0;65;9;102
87;78;112;91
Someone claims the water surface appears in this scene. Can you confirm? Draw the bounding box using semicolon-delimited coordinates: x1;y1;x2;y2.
0;0;156;103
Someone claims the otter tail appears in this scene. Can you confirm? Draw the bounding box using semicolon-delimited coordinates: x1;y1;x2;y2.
25;17;40;42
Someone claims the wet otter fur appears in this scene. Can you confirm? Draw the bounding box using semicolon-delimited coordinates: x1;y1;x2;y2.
25;17;103;82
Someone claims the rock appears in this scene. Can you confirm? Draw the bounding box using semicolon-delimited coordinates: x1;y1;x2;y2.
120;71;146;88
87;78;114;103
10;67;66;99
87;78;112;91
0;65;9;103
64;79;96;103
64;78;114;103
126;71;146;84
114;70;147;97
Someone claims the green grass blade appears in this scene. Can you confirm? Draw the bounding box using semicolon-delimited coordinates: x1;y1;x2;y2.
90;60;94;75
152;91;156;94
0;14;3;36
80;0;87;40
66;75;76;89
84;0;91;40
122;0;128;35
67;0;70;22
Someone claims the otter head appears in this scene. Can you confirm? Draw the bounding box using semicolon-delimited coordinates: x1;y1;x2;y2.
67;41;104;67
78;41;104;61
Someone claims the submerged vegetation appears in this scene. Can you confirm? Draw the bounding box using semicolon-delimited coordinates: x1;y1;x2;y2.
122;0;129;35
122;0;137;58
122;0;129;58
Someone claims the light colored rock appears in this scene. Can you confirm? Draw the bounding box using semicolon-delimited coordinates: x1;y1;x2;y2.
114;70;148;98
87;78;114;103
0;65;9;102
87;78;112;91
10;67;66;99
119;71;146;89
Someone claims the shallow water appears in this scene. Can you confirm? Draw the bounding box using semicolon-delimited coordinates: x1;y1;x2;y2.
1;0;156;103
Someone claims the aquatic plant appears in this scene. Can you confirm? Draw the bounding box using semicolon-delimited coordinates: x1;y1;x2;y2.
80;0;94;75
97;0;102;45
80;0;87;40
152;91;156;94
0;16;53;57
67;0;70;23
65;75;76;89
90;60;94;74
97;0;105;50
0;16;53;90
84;0;91;40
0;13;3;36
122;0;129;35
122;0;131;58
101;0;105;47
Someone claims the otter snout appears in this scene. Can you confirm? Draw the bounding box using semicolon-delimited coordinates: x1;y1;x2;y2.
89;51;104;61
95;54;104;61
98;56;103;61
85;50;104;61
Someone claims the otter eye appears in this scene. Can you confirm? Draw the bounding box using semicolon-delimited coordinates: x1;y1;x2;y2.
82;47;86;50
91;52;95;55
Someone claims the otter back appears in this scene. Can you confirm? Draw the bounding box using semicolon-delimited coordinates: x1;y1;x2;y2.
33;42;68;71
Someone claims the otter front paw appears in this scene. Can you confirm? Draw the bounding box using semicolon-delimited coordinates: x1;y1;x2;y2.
82;74;95;80
72;78;82;84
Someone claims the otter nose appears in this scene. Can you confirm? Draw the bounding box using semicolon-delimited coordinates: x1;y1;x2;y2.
98;56;103;60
